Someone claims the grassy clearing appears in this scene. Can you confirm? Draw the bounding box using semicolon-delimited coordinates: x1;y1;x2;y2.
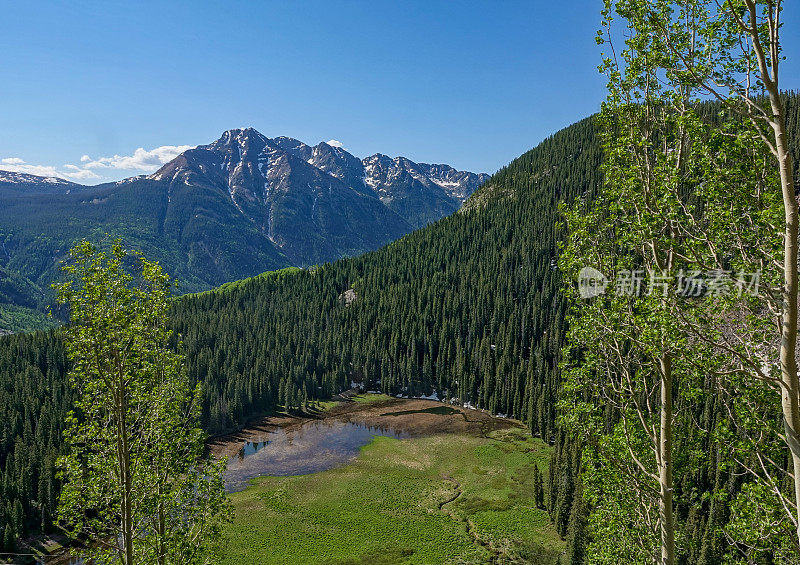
349;393;394;404
303;393;393;414
223;425;563;564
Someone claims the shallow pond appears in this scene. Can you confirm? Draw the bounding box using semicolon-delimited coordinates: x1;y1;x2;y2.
224;419;409;492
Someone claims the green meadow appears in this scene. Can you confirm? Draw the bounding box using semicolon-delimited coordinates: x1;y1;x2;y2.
223;426;563;564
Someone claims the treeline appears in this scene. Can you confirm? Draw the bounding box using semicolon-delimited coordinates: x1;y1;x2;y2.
0;331;69;549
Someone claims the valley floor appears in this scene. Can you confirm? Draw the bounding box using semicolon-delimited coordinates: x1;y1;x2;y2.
220;396;564;564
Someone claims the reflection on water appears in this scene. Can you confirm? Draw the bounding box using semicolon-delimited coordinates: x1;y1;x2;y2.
224;420;408;493
238;440;271;459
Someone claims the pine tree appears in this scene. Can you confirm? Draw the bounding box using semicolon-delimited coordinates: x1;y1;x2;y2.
564;480;587;565
533;464;545;510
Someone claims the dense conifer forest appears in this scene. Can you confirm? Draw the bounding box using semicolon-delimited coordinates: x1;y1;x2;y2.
1;98;798;559
0;332;68;548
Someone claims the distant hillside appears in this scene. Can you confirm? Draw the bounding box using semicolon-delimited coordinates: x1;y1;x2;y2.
0;129;488;331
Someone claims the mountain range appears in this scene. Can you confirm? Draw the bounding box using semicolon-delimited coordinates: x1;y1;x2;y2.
0;129;487;329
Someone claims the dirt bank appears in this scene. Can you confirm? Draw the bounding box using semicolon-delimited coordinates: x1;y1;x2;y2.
208;396;521;459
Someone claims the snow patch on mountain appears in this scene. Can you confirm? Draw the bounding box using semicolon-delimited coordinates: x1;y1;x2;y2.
0;170;75;185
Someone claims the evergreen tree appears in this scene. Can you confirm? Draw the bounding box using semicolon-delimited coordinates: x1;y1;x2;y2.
564;480;588;565
533;465;545;510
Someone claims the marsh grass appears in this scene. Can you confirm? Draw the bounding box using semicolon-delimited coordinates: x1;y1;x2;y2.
223;427;563;564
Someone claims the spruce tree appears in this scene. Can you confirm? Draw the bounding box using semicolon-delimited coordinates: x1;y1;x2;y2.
533;465;545;510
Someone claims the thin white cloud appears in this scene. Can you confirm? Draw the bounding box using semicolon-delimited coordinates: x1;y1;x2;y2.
60;164;101;180
64;169;102;181
326;139;344;149
0;157;101;181
0;144;195;184
82;145;194;171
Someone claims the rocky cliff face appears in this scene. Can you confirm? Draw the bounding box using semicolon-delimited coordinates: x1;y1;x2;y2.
149;128;489;263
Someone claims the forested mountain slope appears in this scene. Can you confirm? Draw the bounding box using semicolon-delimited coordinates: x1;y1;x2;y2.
0;116;599;550
0;129;487;332
170;117;600;434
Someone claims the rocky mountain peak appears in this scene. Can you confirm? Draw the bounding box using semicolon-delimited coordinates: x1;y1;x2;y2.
2;128;490;272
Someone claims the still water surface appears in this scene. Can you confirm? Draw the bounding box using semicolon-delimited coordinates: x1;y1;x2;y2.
224;419;408;492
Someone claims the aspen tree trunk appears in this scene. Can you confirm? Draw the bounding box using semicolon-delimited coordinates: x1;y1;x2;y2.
121;401;134;565
115;370;134;565
771;92;800;546
748;2;800;542
727;0;800;545
659;353;674;565
158;499;166;565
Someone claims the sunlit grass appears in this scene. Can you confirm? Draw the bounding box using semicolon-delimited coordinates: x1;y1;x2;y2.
349;393;394;404
223;427;563;564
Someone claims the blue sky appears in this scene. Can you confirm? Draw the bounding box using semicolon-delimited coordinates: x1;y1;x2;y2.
1;1;798;184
